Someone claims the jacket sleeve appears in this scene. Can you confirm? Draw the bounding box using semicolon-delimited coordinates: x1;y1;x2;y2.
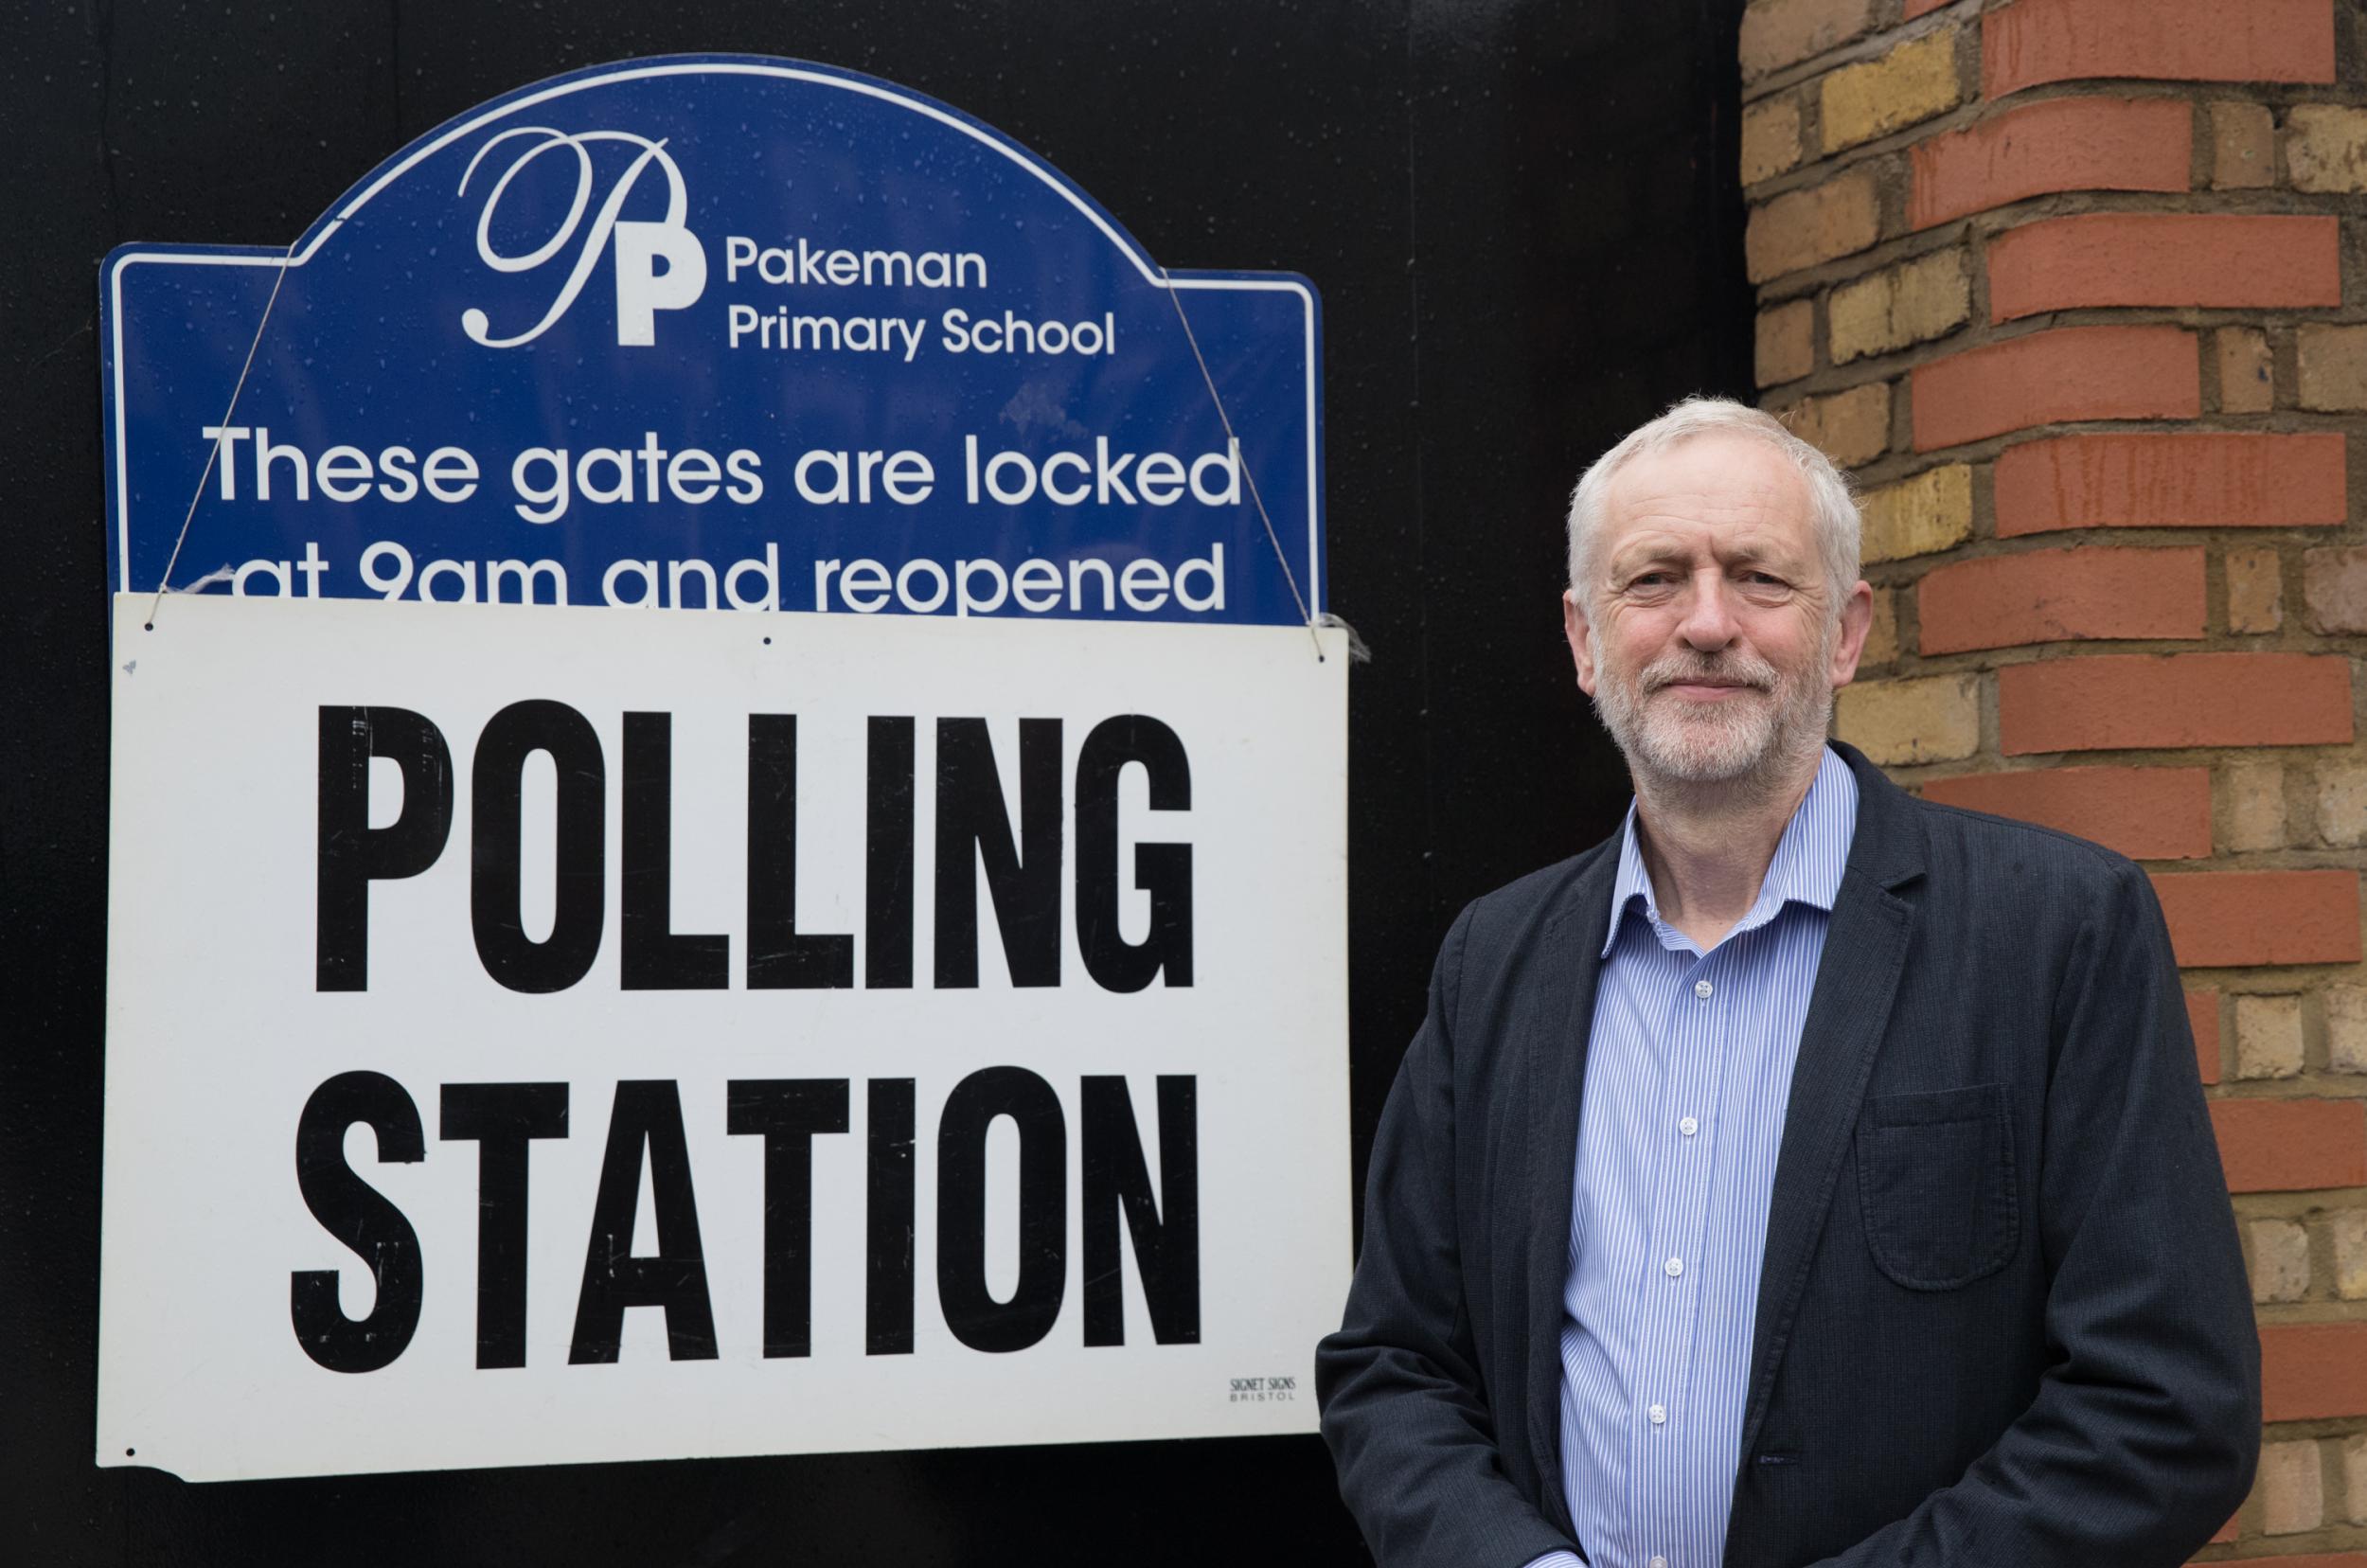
1316;904;1582;1568
1811;857;2260;1566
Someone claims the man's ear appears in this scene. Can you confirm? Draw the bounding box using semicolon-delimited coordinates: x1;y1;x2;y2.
1563;590;1598;697
1827;579;1875;688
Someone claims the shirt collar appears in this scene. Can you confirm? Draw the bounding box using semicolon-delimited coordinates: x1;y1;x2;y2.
1600;743;1860;957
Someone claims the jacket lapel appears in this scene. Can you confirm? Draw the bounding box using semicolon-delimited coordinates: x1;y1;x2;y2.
1523;846;1620;1532
1735;744;1922;1461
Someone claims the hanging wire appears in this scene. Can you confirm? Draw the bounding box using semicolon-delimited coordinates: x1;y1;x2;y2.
1158;269;1328;662
141;239;299;630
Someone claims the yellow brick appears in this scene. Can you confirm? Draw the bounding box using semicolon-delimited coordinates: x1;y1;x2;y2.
1755;301;1816;388
2247;1217;2311;1303
2329;984;2367;1072
1741;96;1805;186
1859;464;1972;563
2336;1210;2367;1300
2210;100;2276;189
1835;673;1980;765
2259;1439;2324;1537
1740;0;1876;80
1828;284;1886;366
2287;104;2367;194
2227;546;2283;633
1829;249;1969;365
2216;327;2273;415
2298;325;2367;412
2346;1431;2367;1522
1779;382;1892;468
1878;248;1969;342
2234;992;2304;1079
1746;170;1881;283
1860;588;1899;667
2322;764;2367;848
2223;758;2287;852
1820;29;1963;154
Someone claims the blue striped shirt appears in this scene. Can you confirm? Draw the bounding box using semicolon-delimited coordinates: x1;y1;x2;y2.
1529;744;1858;1568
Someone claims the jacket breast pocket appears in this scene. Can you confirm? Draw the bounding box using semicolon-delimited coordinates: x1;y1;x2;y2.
1853;1082;2018;1291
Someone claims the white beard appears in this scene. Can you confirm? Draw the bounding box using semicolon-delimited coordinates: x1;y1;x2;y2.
1590;624;1835;790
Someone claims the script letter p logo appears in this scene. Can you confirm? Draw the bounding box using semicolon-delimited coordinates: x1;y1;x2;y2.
457;127;704;349
613;220;707;347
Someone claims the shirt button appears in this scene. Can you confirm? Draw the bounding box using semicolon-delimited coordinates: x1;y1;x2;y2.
1664;1256;1683;1278
1647;1403;1667;1426
1694;978;1713;1000
1650;1559;1668;1568
1679;1115;1699;1136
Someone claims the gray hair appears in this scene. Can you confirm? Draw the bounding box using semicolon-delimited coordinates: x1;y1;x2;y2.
1564;395;1861;613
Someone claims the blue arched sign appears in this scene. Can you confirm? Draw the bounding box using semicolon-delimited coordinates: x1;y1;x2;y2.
102;55;1323;625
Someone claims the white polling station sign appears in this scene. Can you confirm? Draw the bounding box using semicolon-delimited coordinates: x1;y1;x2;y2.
99;593;1346;1480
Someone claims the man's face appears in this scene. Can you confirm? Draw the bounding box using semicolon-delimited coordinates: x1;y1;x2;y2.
1562;433;1872;788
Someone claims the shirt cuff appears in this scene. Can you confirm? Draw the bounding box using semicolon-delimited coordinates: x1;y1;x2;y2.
1519;1554;1585;1568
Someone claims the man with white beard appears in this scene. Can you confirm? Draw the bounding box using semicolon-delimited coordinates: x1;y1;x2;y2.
1317;398;2258;1568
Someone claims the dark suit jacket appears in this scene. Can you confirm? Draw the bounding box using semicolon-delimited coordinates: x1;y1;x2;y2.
1316;742;2259;1568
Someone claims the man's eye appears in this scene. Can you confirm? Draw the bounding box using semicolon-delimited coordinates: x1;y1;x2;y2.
1629;572;1674;588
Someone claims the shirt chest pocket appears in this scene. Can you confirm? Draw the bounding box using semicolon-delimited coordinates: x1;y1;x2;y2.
1853;1082;2019;1291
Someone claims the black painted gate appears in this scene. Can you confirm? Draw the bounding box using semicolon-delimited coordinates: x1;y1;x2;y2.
0;1;1747;1559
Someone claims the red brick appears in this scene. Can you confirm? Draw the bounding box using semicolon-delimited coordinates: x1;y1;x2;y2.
2000;652;2352;755
1904;0;1952;17
1922;765;2211;859
2261;1323;2367;1421
2205;1512;2239;1545
1917;545;2204;654
1987;214;2342;322
1911;326;2198;452
2187;989;2221;1084
1993;433;2348;538
2155;870;2361;969
1984;0;2335;98
2213;1099;2367;1193
1911;98;2190;231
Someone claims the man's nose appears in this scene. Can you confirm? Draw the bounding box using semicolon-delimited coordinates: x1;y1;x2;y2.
1676;569;1738;651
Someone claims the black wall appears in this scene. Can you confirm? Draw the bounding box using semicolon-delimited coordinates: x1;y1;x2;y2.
0;1;1749;1560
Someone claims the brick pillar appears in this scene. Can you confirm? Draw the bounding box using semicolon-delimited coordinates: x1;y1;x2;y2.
1740;0;2367;1552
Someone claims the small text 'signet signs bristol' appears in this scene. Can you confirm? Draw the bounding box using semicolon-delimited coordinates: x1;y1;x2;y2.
97;56;1345;1482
